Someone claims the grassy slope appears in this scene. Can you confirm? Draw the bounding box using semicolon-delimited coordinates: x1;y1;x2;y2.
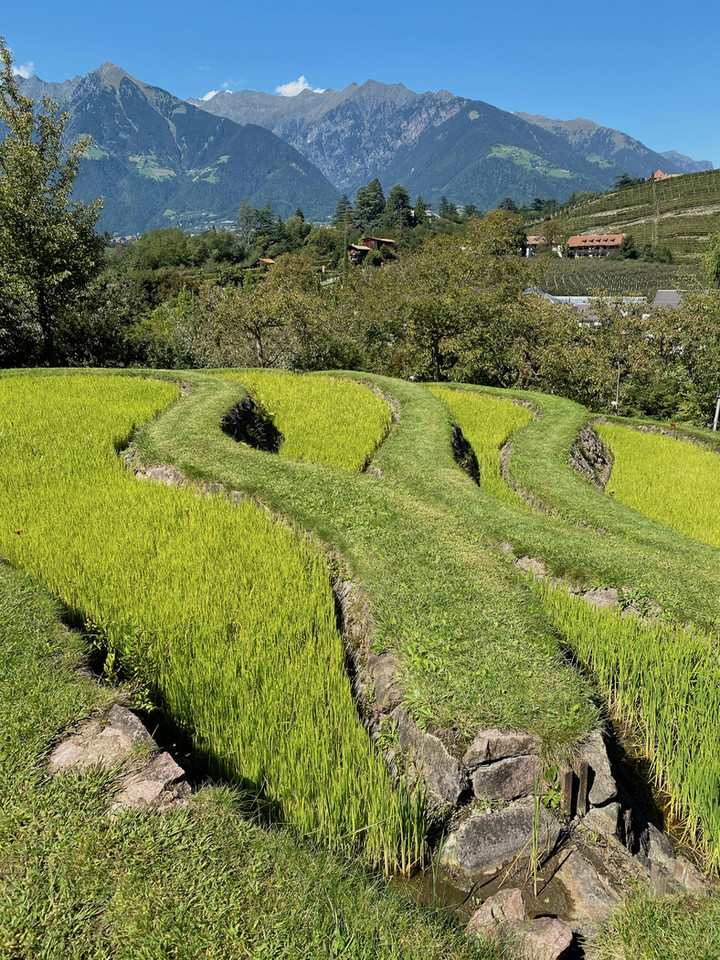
434;383;720;626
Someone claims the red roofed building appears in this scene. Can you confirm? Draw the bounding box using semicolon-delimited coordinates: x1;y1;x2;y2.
567;234;626;258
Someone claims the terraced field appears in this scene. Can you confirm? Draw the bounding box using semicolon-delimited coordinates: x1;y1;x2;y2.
3;367;720;958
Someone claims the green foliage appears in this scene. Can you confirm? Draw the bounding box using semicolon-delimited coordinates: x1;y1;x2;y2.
0;37;105;365
354;178;386;233
701;232;720;287
614;171;646;190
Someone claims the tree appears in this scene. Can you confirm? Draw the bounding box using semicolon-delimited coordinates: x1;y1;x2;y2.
0;37;105;365
614;171;643;191
438;195;458;220
701;233;720;287
354;179;385;233
616;234;639;260
414;194;427;225
332;194;353;227
497;197;518;213
383;183;412;234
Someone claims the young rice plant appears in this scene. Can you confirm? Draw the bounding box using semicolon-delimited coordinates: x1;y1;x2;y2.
220;369;392;472
0;373;424;872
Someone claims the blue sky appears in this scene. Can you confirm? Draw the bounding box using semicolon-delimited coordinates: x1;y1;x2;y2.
4;0;718;164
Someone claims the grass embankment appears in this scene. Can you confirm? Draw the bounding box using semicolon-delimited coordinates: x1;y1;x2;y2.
597;421;720;549
0;374;422;872
0;559;502;960
428;384;720;868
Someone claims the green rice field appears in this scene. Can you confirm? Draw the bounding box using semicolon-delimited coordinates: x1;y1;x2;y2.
0;373;423;872
220;369;392;471
596;421;720;549
428;386;532;503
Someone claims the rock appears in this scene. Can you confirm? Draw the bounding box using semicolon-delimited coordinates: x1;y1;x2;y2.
467;887;526;936
520;917;574;960
463;728;541;769
136;464;186;486
367;653;402;714
671;856;708;895
556;850;621;923
515;556;548;578
392;707;468;806
583;802;622;841
112;751;190;812
471;755;539;802
48;705;153;772
441;801;562;875
582;588;619;611
467;891;574;960
574;729;617;807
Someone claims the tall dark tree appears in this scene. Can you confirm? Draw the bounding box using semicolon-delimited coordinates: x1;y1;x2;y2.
414;194;427;225
384;183;413;234
332;193;353;227
354;178;385;233
0;37;105;365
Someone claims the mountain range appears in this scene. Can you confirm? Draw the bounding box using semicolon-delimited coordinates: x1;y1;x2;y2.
19;63;340;235
18;66;713;235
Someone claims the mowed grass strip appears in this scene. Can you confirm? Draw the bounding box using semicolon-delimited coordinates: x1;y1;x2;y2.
0;374;423;871
597;422;720;549
220;369;392;472
428;386;533;504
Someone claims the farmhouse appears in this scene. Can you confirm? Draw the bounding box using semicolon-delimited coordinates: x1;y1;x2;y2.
567;234;626;258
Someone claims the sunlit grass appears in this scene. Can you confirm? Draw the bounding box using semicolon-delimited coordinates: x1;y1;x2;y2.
428;386;533;503
0;373;423;872
597;422;720;548
219;369;392;472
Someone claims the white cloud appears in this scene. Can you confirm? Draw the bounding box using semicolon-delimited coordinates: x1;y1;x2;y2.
275;75;325;97
11;60;35;79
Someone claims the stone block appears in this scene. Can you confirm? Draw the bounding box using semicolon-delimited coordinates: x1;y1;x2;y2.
463;728;541;770
441;801;561;875
471;755;539;801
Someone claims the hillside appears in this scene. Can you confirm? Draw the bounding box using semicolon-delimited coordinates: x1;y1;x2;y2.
554;168;720;262
380;99;616;209
515;113;712;180
20;64;340;234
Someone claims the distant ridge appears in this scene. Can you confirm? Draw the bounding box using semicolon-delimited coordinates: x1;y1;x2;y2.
194;81;711;209
19;64;340;234
513;113;712;180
